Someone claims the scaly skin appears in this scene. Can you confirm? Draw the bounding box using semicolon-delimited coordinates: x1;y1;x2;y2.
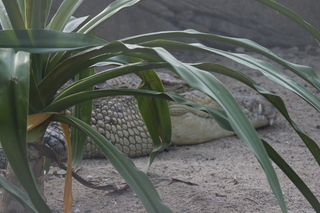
43;90;277;160
0;73;277;169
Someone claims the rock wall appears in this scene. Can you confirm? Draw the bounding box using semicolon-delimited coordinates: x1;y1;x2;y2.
53;0;320;49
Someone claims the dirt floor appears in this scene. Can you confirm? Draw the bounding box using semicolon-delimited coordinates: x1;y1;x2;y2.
1;47;320;213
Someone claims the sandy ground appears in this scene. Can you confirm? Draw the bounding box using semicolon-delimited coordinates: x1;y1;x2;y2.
1;47;320;213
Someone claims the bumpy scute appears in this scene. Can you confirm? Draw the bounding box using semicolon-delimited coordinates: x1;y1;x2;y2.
0;73;277;168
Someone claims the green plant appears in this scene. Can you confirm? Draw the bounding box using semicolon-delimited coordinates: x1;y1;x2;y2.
0;0;319;212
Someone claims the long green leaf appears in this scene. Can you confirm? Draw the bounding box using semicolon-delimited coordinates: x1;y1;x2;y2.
43;81;234;135
43;15;93;76
29;69;45;113
43;89;169;112
192;62;320;168
0;176;37;212
194;62;320;212
152;47;287;212
42;88;231;130
63;16;91;33
117;41;320;206
140;38;320;92
24;0;52;29
263;141;320;211
38;41;129;104
53;61;169;101
38;41;175;105
45;15;93;76
71;67;94;167
188;42;320;111
0;1;13;29
0;49;51;212
0;29;106;53
121;30;320;90
77;0;142;34
256;0;320;43
16;0;25;24
47;0;83;31
51;114;173;213
1;0;25;29
137;45;289;210
136;70;172;170
29;52;44;88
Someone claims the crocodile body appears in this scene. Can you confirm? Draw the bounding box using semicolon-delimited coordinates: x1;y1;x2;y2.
0;73;277;169
44;90;277;160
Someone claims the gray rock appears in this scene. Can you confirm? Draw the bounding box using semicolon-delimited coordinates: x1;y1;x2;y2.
52;0;320;49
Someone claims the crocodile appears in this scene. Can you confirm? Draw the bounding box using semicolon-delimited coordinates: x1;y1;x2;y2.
0;73;277;169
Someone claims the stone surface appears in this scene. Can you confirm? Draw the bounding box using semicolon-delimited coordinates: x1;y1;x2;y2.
51;0;320;49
